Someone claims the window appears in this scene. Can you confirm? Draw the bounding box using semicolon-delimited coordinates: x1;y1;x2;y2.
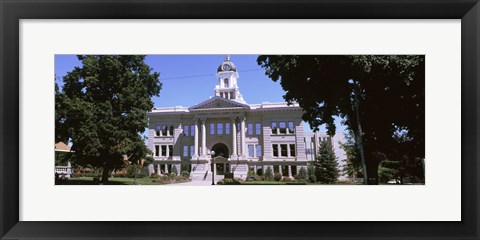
273;165;280;174
190;124;195;136
155;145;160;156
160;164;166;174
256;166;263;176
288;121;294;134
256;145;262;157
183;125;189;136
217;123;223;135
282;165;289;176
271;121;277;134
210;123;215;134
255;123;261;135
280;144;288;157
248;145;254;157
279;122;287;134
247;123;253;135
190;145;194;156
225;123;230;134
169;126;174;136
161;145;167;157
162;125;168;136
183;146;188;156
289;144;296;157
155;126;161;136
224;78;229;88
272;144;279;157
169;145;173;157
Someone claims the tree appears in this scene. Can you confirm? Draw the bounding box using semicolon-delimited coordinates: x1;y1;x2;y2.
340;132;363;180
56;55;161;184
257;55;424;184
314;141;340;184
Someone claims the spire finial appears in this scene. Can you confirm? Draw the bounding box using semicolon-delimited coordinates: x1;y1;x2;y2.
225;55;231;61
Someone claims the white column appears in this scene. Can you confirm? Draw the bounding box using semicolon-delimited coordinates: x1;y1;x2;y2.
231;118;237;157
201;120;207;156
166;145;170;157
240;117;246;157
193;119;199;158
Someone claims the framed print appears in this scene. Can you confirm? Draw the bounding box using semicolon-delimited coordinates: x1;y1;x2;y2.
1;0;479;239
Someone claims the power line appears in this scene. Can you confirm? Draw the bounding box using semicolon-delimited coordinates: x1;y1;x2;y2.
55;68;264;81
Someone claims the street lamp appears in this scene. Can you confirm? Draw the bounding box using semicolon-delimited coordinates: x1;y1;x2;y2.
210;150;215;185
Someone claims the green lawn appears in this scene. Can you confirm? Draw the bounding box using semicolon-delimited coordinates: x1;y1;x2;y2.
240;181;304;185
61;177;169;185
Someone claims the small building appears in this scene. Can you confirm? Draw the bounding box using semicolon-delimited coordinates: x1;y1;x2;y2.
54;142;72;178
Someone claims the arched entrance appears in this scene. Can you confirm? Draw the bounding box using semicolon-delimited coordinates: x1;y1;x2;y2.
211;143;229;158
211;143;230;175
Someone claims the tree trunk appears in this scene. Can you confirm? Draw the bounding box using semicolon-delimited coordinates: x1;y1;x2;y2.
101;166;109;184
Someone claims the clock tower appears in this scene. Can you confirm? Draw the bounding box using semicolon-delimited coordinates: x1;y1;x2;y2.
214;55;245;103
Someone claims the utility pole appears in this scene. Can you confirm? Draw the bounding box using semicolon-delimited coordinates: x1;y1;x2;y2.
353;80;368;185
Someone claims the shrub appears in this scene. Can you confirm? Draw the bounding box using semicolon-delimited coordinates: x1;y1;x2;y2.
150;173;159;178
274;173;282;181
308;174;317;183
264;167;274;181
218;178;242;185
282;177;293;182
126;165;137;178
247;170;256;181
299;167;308;180
171;165;178;176
182;170;190;178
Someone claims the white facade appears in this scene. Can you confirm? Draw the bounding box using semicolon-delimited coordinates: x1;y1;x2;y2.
147;56;346;181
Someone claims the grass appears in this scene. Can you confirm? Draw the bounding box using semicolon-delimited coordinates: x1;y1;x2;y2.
61;177;169;185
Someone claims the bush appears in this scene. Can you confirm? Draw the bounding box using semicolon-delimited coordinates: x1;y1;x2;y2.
182;170;190;178
308;174;317;183
274;173;282;181
264;167;274;181
171;165;178;176
299;167;308;180
247;170;256;181
126;165;137;178
150;173;159;178
282;177;293;182
218;178;242;185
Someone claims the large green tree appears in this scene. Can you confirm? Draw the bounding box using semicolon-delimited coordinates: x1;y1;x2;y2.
258;55;424;184
314;141;340;184
56;55;161;183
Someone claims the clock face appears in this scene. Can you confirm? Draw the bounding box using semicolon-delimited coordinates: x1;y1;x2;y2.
222;64;230;71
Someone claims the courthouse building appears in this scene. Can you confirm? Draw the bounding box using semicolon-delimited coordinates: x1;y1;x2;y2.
147;56;346;181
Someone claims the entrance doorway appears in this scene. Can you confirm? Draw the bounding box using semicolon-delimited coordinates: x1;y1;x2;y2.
211;143;230;175
211;143;229;158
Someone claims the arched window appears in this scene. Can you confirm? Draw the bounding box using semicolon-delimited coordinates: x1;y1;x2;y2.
224;78;229;88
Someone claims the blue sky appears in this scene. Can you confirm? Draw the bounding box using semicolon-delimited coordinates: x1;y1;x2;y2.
55;55;346;134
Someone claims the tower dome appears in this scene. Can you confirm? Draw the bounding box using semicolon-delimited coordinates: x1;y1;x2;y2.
217;55;237;72
214;55;245;103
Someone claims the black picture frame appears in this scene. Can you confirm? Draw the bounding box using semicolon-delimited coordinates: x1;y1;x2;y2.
1;0;479;239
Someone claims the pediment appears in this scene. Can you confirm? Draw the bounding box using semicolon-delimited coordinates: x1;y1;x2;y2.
189;97;250;110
